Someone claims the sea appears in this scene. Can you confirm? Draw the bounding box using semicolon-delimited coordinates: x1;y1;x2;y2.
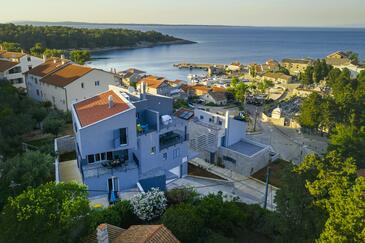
72;24;365;81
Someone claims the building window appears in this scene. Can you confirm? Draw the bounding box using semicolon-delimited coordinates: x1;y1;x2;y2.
81;82;84;88
101;153;106;160
88;155;95;163
35;78;38;84
200;115;204;120
163;153;167;160
223;155;236;164
95;154;100;162
119;128;128;145
151;146;156;155
27;56;31;62
107;152;113;160
36;89;40;96
173;148;180;159
95;81;100;86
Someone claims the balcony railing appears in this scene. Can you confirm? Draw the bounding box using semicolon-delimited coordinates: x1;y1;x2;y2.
82;159;138;178
159;131;186;151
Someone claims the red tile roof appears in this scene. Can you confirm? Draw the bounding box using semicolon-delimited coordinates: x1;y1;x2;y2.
0;59;18;72
137;75;168;89
74;90;130;127
114;224;180;243
28;58;70;77
0;51;26;59
40;63;92;87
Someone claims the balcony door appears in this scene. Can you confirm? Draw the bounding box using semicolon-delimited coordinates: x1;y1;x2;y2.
108;176;119;193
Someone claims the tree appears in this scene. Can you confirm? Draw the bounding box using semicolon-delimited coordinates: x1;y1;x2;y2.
70;50;91;65
275;163;326;242
0;182;91;243
277;66;290;75
230;77;239;87
43;48;66;58
43;115;65;136
162;203;205;243
297;152;365;242
300;66;314;85
30;42;45;57
0;151;53;208
88;200;139;231
298;92;323;131
234;82;249;105
328;124;365;168
0;41;22;52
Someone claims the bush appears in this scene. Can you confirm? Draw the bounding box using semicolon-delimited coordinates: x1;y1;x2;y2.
130;188;167;221
89;200;139;231
162;203;205;243
166;187;199;205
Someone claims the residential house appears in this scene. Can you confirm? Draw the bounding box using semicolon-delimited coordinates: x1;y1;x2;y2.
119;68;146;87
325;51;363;78
0;59;23;86
188;109;274;176
71;85;189;199
136;76;172;96
191;84;210;96
281;58;313;76
27;59;120;111
201;90;227;105
0;50;43;88
261;72;293;84
87;223;180;243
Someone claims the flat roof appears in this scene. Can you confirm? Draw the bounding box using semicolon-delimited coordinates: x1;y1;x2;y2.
74;90;130;127
228;140;265;156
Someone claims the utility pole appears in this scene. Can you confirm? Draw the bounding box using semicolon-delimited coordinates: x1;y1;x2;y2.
263;167;271;209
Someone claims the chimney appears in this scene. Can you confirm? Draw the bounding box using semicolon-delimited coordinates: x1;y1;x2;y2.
96;224;109;243
108;95;114;108
140;81;147;100
42;54;47;62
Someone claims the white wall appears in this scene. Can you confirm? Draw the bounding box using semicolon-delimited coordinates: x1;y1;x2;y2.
65;70;120;110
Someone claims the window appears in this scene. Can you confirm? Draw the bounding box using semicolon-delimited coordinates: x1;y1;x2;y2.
223;155;236;164
27;56;31;62
163;153;167;160
101;153;106;160
107;152;113;160
36;89;40;96
200;115;204;120
173;148;180;159
88;155;95;163
95;154;100;162
81;82;84;88
35;78;38;84
119;128;127;145
74;122;78;132
95;81;100;86
151;146;156;155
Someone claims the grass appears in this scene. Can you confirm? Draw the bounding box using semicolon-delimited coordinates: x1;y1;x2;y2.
251;159;290;188
188;163;227;180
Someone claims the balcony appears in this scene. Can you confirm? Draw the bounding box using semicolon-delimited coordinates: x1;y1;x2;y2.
159;130;186;151
82;158;139;178
159;116;186;133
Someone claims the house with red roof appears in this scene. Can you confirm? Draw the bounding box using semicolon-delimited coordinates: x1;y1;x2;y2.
69;85;189;200
26;58;120;111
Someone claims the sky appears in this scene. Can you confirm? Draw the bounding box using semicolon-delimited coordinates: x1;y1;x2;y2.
1;0;365;27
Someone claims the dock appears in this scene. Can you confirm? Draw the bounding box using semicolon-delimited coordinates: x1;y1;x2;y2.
174;63;226;70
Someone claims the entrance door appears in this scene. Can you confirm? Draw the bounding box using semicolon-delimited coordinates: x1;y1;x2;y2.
108;177;119;193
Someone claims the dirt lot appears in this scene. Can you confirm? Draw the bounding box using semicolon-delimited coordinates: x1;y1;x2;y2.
251;159;290;188
188;163;227;180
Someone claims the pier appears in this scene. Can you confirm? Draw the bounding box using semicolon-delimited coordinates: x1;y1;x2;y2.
174;63;226;70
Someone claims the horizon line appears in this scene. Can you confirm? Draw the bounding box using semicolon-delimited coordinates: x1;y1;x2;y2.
7;20;365;29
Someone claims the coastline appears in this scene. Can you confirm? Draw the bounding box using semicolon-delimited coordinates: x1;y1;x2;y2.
88;39;196;54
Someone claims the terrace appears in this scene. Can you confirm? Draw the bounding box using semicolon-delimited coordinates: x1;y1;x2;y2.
159;130;186;151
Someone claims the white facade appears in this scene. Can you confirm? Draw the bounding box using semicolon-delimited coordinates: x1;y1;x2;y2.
1;54;43;89
27;69;120;111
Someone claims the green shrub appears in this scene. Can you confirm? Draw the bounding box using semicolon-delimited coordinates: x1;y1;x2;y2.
166;187;199;205
162;203;205;243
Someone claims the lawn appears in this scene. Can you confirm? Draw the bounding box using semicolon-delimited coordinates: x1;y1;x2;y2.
251;159;290;188
188;163;227;180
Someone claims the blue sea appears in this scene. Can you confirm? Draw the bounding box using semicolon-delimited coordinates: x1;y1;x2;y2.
81;24;365;81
